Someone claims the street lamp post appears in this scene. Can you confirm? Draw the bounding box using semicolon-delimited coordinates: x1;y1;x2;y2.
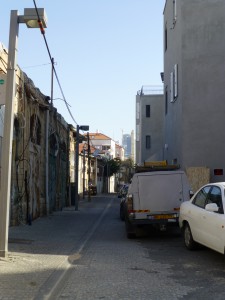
0;8;47;258
82;142;87;199
74;125;89;211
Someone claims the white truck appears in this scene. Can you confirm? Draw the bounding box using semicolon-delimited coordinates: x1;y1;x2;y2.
124;169;191;238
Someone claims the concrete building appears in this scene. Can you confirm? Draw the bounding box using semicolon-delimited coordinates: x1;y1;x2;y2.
163;0;225;182
136;86;164;166
115;143;125;161
88;132;116;160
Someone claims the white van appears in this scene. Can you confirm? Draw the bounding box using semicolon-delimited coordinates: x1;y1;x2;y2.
124;170;191;238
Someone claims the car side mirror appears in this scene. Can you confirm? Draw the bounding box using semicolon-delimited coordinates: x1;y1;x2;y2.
189;190;194;199
205;203;219;212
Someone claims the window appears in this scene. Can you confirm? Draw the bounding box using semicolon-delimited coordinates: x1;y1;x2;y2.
0;136;2;169
102;145;110;151
164;23;168;51
136;124;140;142
174;64;178;98
170;71;174;102
146;135;151;149
173;0;177;25
206;186;224;213
193;186;211;208
214;169;223;176
146;105;150;118
136;102;140;120
170;64;178;102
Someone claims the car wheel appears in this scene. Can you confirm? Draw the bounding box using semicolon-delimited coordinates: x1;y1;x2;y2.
183;223;196;250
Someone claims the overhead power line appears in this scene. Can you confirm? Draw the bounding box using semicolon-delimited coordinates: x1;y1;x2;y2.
22;62;52;69
32;0;78;125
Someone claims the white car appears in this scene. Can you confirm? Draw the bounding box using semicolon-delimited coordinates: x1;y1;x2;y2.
179;182;225;254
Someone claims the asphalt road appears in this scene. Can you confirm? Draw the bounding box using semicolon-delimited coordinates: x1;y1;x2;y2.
48;195;225;300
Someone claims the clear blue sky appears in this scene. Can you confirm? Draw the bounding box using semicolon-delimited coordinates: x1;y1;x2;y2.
1;1;165;144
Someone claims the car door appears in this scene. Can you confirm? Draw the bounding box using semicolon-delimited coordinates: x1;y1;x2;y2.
201;186;225;253
188;186;211;242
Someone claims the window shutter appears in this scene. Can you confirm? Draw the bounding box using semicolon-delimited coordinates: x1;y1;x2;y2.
173;0;177;23
170;72;174;102
174;64;178;98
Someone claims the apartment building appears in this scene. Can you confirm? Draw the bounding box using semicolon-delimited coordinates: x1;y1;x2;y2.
136;86;164;165
88;132;116;192
164;0;225;182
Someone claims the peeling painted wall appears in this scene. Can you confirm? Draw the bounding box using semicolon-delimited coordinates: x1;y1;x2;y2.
0;48;71;226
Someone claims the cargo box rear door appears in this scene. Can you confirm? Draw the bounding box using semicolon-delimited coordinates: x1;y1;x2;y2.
137;172;183;212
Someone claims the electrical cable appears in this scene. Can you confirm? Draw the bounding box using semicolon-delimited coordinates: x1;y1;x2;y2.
32;1;97;156
32;0;78;126
22;62;52;69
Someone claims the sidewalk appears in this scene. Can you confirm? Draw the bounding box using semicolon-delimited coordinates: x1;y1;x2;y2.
0;195;114;300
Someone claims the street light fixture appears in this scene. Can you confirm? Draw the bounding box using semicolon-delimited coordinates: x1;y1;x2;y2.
75;125;89;211
0;8;47;258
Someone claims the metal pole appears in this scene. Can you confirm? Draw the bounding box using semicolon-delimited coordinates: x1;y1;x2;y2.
75;125;79;210
87;132;91;201
108;164;110;193
50;57;54;106
82;147;85;199
0;11;19;257
107;163;109;193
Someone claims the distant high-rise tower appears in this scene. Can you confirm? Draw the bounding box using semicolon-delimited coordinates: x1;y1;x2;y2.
122;134;131;158
131;130;135;163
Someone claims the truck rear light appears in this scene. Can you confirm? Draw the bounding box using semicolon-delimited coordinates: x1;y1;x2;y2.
127;194;133;212
174;207;180;211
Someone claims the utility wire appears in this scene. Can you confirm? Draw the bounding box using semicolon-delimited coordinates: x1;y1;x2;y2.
22;62;52;69
33;0;78;126
33;1;94;147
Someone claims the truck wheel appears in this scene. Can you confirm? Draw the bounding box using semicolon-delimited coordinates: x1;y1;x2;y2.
125;218;136;239
183;223;196;250
120;206;125;221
